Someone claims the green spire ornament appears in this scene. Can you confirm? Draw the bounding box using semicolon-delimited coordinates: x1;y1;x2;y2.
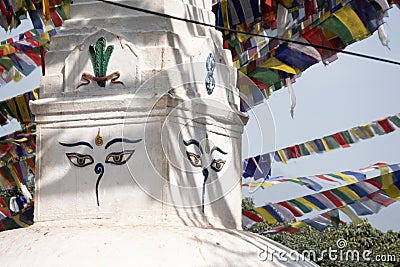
76;37;123;89
88;37;114;87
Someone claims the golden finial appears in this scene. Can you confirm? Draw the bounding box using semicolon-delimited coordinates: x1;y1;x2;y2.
205;133;210;153
95;128;103;146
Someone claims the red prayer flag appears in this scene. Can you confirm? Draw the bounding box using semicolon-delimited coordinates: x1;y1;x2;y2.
0;206;11;217
249;77;268;90
264;0;272;7
0;143;11;156
377;118;395;133
304;0;317;17
0;1;7;16
332;132;351;148
315;174;339;183
367;192;395;206
0;198;6;208
50;8;63;27
23;49;42;66
26;158;36;174
293;145;301;158
365;179;382;190
50;0;63;7
271;225;300;234
320;191;343;208
277;202;302;217
0;112;7;126
302;27;342;62
242;210;263;222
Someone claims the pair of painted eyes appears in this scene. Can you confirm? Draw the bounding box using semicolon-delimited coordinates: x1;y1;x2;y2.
66;150;134;167
186;152;226;172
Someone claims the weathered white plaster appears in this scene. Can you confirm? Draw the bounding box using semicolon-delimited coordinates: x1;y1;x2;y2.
0;222;317;267
0;1;317;266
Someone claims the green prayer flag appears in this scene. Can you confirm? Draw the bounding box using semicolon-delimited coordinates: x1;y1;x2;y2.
324;136;340;149
289;199;312;213
298;143;311;156
388;115;400;128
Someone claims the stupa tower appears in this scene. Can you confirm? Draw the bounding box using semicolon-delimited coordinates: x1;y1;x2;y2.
1;1;316;266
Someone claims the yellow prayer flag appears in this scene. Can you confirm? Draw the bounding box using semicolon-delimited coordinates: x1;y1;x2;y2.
16;0;23;9
320;138;331;151
62;2;72;19
11;137;28;143
359;124;374;138
383;184;400;199
277;150;287;164
260;57;300;75
12;68;23;82
321;28;338;40
378;166;392;189
39;32;51;45
340;206;362;224
239;66;248;74
3;45;16;56
337;187;360;200
254;207;278;224
220;0;230;35
333;172;356;184
349;127;364;140
296;197;320;211
304;141;318;153
280;0;294;7
291;221;307;228
15;94;31;122
245;182;273;188
42;0;51;23
32;88;40;100
333;5;370;41
13;214;31;228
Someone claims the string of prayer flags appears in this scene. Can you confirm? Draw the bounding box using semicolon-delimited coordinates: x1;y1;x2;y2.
243;161;400;192
243;113;400;167
0;203;33;232
1;127;33;167
0;1;70;86
258;189;398;234
0;89;39;124
260;210;344;234
0;0;72;32
252;169;400;230
242;153;271;180
243;175;324;191
0;124;36;187
0;197;11;219
212;1;399;107
242;209;263;228
0;157;36;190
0;27;56;86
0;110;8;126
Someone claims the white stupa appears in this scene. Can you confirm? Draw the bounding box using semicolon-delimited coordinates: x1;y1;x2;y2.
0;1;316;266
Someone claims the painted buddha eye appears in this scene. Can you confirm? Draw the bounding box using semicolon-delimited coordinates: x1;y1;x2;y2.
105;150;135;165
211;159;225;172
186;152;202;167
66;153;94;167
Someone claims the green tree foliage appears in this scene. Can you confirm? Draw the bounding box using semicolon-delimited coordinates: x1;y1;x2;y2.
242;197;400;267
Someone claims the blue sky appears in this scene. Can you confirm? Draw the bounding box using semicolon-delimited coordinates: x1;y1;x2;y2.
243;8;400;231
1;8;400;231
